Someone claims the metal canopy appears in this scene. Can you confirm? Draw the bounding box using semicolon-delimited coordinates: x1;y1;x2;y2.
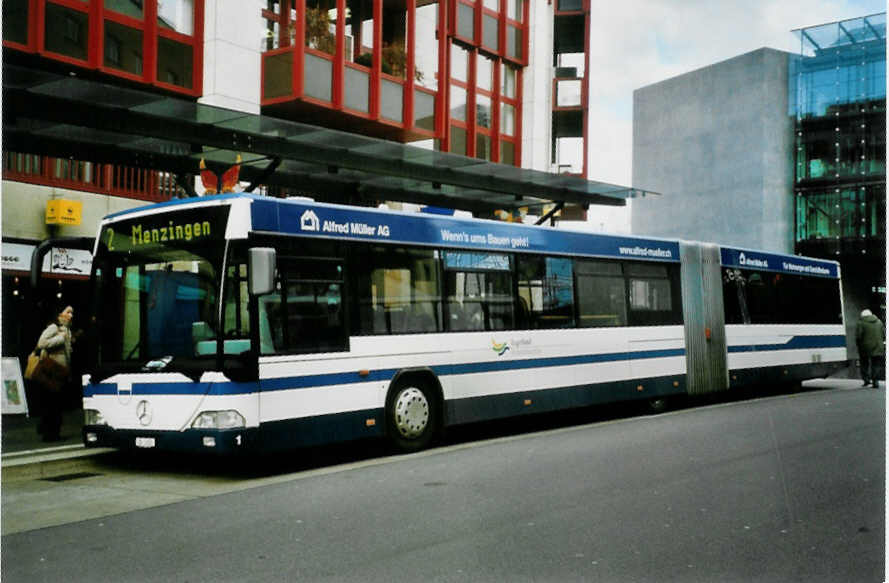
3;64;654;215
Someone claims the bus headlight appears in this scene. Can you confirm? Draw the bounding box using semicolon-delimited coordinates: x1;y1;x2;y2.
191;410;246;429
84;409;107;426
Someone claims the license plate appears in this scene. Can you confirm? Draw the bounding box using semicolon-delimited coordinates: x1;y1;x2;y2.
135;437;156;448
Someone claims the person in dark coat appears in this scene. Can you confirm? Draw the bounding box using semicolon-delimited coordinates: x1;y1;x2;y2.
855;309;885;388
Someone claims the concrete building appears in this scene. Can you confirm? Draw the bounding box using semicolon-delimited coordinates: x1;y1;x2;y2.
631;48;796;253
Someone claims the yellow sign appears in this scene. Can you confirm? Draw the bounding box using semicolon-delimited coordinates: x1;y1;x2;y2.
45;199;83;226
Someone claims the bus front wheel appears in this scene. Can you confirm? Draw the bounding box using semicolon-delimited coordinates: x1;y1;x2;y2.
385;378;439;452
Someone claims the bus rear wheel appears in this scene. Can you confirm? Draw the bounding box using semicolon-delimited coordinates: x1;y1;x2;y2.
386;379;439;452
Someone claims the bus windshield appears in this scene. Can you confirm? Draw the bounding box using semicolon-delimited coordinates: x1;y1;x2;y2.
90;206;230;374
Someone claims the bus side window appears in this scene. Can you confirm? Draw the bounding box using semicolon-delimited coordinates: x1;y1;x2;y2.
575;259;627;328
516;256;575;329
409;304;437;332
267;257;347;354
624;262;681;326
352;246;443;335
443;252;513;332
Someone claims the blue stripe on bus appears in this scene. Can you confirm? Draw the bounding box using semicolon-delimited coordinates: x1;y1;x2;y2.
84;335;844;397
433;348;686;376
727;334;846;353
84;381;256;397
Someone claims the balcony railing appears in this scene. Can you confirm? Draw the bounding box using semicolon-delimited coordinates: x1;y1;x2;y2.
3;153;182;202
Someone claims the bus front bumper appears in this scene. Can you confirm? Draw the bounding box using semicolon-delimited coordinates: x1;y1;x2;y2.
83;425;258;454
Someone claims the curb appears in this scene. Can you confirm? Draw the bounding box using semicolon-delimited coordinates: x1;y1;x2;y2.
2;446;117;482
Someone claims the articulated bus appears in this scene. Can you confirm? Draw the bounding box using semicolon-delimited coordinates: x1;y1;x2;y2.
81;193;846;453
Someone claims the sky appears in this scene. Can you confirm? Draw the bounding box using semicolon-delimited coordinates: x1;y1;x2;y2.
581;0;886;232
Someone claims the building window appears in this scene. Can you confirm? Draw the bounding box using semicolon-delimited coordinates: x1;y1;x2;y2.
477;54;493;91
444;41;521;164
44;3;89;61
450;125;467;155
6;0;199;95
105;0;143;18
157;36;193;89
456;1;474;41
2;0;30;45
475;132;490;160
500;103;514;135
450;85;467;121
414;1;439;90
502;63;516;98
104;20;143;75
482;14;498;51
158;0;194;35
451;42;469;82
557;0;582;11
476;94;491;128
506;0;522;22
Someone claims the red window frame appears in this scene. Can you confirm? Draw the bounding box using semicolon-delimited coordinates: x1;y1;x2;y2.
3;0;203;97
39;0;92;67
100;7;146;83
448;0;527;66
479;3;499;55
2;0;40;53
260;0;440;140
443;37;521;165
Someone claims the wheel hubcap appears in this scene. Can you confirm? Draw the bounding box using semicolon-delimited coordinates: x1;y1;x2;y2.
394;387;429;439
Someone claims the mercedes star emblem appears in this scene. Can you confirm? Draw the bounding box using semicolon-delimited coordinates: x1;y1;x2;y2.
136;400;153;426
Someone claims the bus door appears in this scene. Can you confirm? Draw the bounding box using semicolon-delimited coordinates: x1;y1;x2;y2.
679;242;728;395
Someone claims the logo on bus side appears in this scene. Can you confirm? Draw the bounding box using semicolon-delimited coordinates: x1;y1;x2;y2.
738;252;768;269
492;339;510;356
492;337;536;357
301;210;320;232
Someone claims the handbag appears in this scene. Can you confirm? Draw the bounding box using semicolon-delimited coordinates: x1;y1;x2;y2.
29;351;69;392
24;350;41;380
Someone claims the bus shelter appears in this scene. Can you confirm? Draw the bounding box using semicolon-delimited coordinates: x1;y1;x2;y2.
3;64;654;220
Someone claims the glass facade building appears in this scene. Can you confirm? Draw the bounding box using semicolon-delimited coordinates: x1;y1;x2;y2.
791;13;886;322
790;14;885;293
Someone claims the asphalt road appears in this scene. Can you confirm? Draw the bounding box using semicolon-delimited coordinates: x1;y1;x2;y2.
2;384;884;582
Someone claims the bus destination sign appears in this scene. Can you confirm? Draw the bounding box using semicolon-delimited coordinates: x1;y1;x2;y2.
102;207;230;253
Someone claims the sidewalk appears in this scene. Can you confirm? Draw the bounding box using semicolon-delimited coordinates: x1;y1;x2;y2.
2;409;84;454
1;409;118;481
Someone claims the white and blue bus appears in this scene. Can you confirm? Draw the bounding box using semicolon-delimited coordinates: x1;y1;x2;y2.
81;193;846;453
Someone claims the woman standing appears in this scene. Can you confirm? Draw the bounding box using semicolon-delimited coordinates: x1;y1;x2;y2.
35;305;75;441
